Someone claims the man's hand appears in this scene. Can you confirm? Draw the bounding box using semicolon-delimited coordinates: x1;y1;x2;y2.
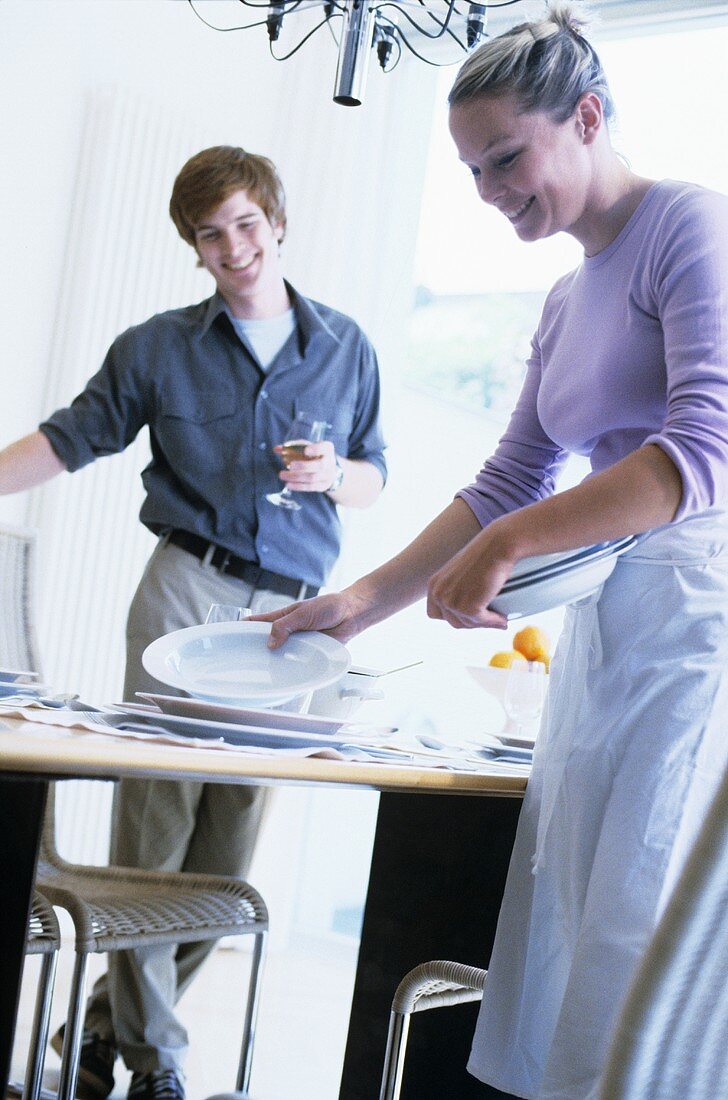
275;439;338;493
0;431;67;494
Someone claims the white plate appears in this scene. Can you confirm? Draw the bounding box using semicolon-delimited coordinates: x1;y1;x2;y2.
502;537;636;588
142;621;351;707
490;538;637;618
138;692;397;738
104;708;357;751
0;680;51;699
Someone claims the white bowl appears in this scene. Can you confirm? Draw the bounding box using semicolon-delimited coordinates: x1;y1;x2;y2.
467;664;511;701
142;621;351;708
308;671;385;720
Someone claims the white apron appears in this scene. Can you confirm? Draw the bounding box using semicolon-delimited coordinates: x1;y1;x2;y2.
468;509;728;1099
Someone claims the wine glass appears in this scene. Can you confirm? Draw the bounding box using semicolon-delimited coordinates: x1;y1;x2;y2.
205;604;252;624
502;661;546;740
266;412;328;511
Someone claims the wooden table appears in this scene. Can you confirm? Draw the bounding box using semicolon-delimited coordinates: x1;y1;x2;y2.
0;716;526;1098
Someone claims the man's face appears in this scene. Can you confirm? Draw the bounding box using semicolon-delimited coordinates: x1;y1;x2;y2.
193;189;284;316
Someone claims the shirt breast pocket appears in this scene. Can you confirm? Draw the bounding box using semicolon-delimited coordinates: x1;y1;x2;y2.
293;399;355;456
160;391;237;425
157;391;240;473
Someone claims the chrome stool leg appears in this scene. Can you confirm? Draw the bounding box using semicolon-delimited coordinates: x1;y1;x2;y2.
22;951;59;1100
57;952;90;1100
379;1009;411;1100
236;930;268;1095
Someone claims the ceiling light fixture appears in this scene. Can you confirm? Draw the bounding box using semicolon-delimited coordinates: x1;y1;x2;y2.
188;1;528;107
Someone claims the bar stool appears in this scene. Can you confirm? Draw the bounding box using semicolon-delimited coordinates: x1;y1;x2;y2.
37;784;269;1100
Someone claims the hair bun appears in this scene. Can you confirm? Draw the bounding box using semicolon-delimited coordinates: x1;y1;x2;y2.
546;0;593;39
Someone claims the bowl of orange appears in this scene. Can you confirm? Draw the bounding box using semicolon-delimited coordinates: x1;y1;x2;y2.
468;626;550;708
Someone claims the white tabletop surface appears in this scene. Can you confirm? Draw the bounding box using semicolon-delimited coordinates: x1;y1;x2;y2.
0;716;527;797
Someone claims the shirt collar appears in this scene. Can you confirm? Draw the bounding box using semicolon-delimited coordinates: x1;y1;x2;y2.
197;282;341;351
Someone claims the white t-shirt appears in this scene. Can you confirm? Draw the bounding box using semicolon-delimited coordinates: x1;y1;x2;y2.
228;308;296;371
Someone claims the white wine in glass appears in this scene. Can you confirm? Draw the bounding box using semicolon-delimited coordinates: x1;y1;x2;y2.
266;413;328;511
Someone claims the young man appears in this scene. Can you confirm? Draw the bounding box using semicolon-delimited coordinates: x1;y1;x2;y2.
0;146;386;1100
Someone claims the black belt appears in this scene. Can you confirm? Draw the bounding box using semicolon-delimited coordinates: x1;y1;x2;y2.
166;530;319;600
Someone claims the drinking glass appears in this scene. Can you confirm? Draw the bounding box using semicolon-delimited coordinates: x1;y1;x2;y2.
503;661;546;739
205;604;252;624
266;412;328;511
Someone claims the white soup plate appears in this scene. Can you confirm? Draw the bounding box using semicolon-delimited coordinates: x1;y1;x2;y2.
142;621;351;708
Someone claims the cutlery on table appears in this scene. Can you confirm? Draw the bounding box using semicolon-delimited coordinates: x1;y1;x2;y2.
416;733;532;765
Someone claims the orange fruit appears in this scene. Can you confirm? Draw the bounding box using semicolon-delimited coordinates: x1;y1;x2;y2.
489;650;527;669
513;625;550;663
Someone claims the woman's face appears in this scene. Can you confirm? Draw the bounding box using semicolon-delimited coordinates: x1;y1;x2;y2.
448;91;595;244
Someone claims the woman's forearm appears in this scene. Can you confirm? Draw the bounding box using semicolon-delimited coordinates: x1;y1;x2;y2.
487;443;683;562
426;445;683;631
0;431;67;494
345;497;482;632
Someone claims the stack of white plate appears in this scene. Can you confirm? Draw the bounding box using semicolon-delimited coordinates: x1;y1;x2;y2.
490;536;637;618
0;668;50;702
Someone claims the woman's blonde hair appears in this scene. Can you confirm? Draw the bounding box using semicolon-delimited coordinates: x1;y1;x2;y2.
448;1;614;123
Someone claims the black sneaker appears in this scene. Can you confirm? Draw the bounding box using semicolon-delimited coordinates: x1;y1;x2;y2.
50;1025;116;1099
127;1069;185;1100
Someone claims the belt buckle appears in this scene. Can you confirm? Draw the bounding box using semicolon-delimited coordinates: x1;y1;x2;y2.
212;547;232;574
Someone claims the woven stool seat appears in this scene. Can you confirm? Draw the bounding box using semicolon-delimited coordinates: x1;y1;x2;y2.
26;890;61;956
391;960;486;1015
37;860;268;953
380;960;487;1100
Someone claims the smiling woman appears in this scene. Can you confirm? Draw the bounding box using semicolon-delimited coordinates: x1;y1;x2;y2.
254;3;728;1098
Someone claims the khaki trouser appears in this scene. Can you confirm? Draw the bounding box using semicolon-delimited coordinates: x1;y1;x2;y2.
84;537;293;1074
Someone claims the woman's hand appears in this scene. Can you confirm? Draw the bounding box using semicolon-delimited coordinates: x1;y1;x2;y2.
426;526;514;630
275;440;338;493
251;588;375;649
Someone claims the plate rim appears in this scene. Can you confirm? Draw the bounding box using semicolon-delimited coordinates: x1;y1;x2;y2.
141;620;351;703
499;536;637;592
106;706;352;748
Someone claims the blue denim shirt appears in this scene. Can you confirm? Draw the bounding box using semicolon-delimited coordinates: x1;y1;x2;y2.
40;284;387;587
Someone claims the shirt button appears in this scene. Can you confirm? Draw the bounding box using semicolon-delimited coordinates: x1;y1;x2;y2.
259;442;267;450
260;390;268;400
261;544;269;553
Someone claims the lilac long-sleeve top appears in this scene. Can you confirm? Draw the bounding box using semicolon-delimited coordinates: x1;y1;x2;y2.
458;180;728;527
